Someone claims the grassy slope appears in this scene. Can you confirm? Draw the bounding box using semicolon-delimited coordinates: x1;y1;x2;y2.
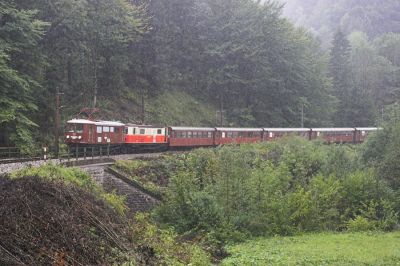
95;89;216;126
222;232;400;265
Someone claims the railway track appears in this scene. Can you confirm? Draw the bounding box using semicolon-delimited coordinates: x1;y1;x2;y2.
0;151;185;174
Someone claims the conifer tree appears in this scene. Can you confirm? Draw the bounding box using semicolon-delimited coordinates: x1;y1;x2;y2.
330;29;352;126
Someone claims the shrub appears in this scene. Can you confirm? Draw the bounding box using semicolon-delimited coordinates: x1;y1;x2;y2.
347;216;376;232
154;138;400;244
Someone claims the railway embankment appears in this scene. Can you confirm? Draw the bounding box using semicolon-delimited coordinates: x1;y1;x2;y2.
80;164;160;213
0;163;209;265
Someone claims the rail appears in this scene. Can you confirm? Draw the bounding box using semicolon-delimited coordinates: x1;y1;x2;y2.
0;145;119;165
0;147;21;159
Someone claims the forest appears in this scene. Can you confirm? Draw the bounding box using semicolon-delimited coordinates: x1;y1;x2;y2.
1;0;400;151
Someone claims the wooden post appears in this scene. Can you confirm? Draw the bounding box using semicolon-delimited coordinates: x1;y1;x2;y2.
55;87;61;158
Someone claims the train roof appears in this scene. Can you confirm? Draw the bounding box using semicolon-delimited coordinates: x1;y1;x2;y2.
264;128;310;132
67;119;125;126
355;127;380;131
311;128;354;132
169;126;215;131
216;127;263;132
126;124;165;128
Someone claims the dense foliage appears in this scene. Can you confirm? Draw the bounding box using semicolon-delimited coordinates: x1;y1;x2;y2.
154;138;400;246
1;0;333;150
281;0;400;126
280;0;400;43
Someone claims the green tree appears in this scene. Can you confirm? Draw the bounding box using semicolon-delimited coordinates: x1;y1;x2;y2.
330;29;352;126
0;2;47;151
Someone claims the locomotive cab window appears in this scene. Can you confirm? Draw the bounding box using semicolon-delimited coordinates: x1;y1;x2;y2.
110;127;115;133
76;124;83;133
97;126;102;133
103;126;110;133
68;124;75;133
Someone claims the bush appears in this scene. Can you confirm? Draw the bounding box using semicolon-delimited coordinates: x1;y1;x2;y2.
130;213;210;266
347;216;376;232
154;138;400;244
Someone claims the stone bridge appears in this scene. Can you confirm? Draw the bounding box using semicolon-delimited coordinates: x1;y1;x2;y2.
80;164;160;213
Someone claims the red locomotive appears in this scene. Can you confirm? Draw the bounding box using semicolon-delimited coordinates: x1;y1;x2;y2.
65;119;125;146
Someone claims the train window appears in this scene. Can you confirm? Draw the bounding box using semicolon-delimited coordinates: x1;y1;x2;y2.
124;128;128;134
188;131;192;138
97;126;102;133
76;124;83;133
173;132;177;138
140;129;145;135
110;127;115;133
182;132;187;138
68;124;75;133
193;132;198;138
103;126;110;133
114;127;119;133
208;132;212;138
157;129;162;134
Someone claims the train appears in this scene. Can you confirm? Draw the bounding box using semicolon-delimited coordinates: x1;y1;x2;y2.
64;118;379;151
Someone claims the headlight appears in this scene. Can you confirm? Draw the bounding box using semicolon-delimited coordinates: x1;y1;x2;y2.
66;135;70;139
78;136;82;139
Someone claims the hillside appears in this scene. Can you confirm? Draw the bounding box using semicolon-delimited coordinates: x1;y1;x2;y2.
279;0;400;47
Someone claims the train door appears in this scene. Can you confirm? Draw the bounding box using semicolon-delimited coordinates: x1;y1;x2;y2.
96;125;103;143
103;126;111;144
89;125;94;143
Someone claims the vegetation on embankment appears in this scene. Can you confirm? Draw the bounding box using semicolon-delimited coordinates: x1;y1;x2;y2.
1;165;210;265
112;156;177;198
151;132;400;251
222;232;400;265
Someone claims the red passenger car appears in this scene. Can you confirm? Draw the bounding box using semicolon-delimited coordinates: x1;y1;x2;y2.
65;119;125;146
354;127;379;143
214;128;263;145
311;128;355;143
263;128;311;141
168;127;215;147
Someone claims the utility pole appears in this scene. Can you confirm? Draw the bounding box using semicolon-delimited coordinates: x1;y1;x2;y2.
55;88;61;158
220;102;223;126
141;87;145;124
